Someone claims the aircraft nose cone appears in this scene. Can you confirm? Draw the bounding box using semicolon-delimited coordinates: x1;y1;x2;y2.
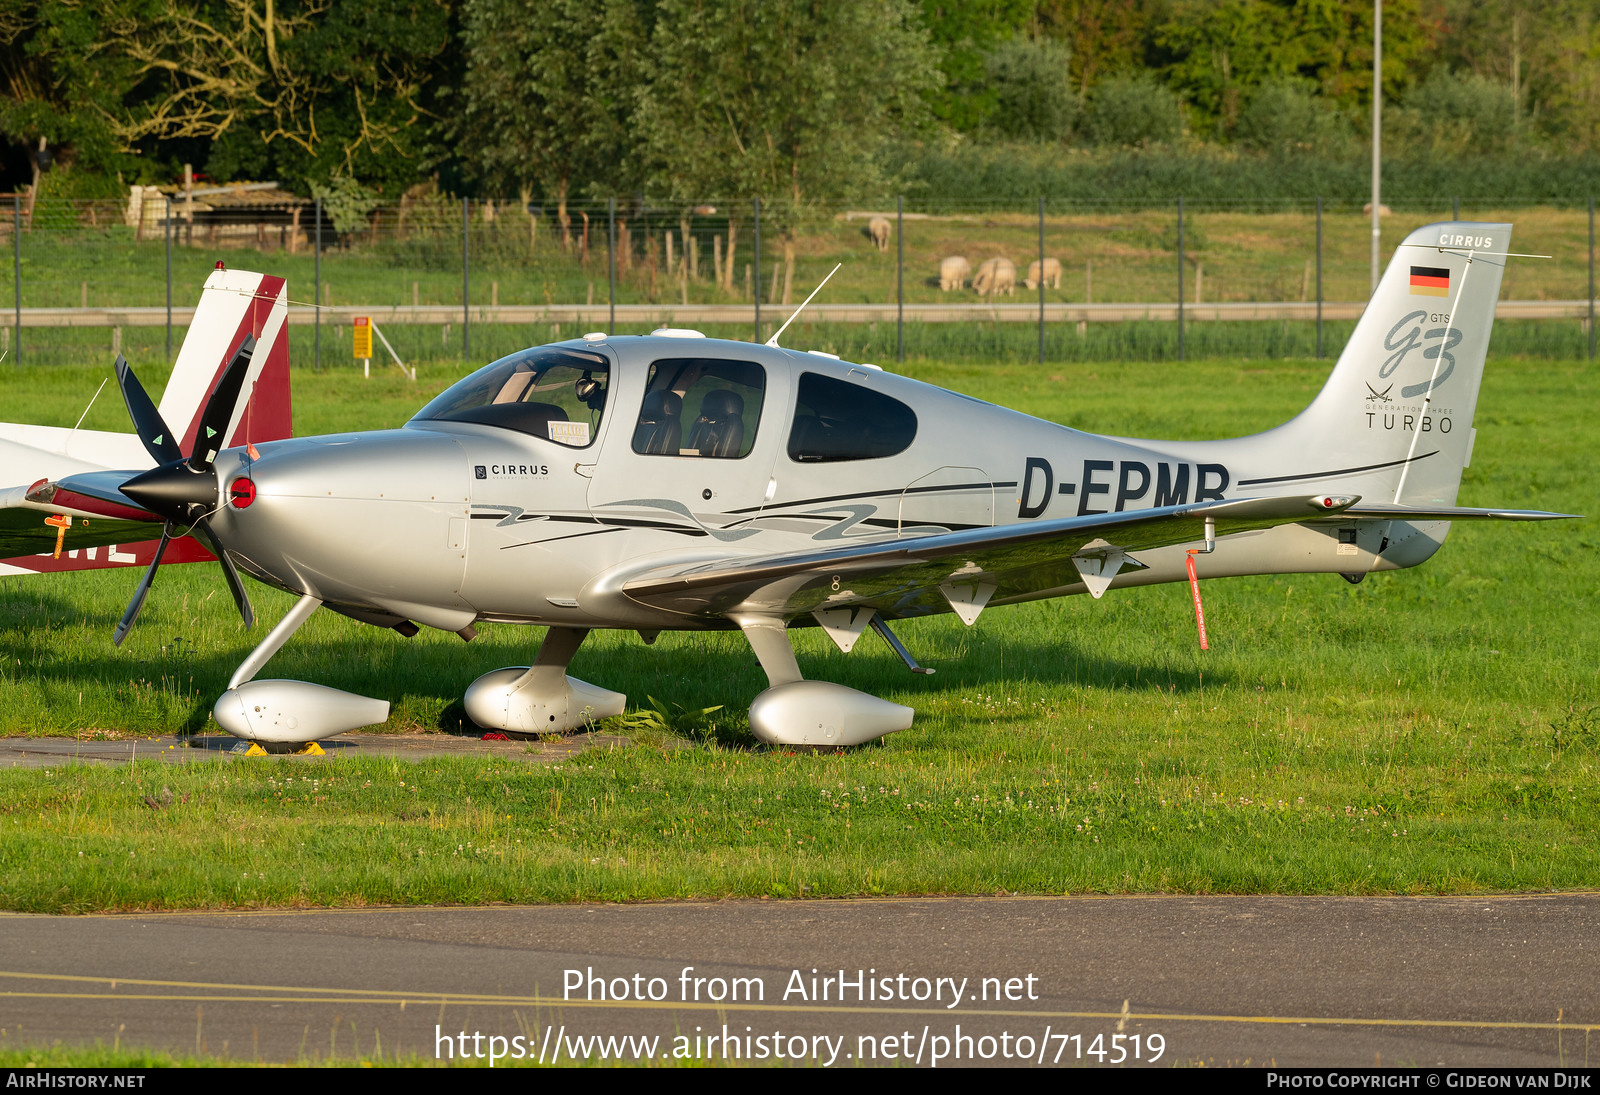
122;461;218;520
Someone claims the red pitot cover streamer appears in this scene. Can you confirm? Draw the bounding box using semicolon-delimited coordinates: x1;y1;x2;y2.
1186;551;1209;650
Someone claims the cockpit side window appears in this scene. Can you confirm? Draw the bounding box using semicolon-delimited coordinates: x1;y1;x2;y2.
411;347;609;447
787;371;917;462
633;358;766;459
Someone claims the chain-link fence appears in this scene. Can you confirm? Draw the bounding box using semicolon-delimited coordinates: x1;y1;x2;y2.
2;192;1594;368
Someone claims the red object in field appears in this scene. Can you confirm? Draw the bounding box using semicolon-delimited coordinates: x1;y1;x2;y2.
1185;550;1209;650
481;732;509;741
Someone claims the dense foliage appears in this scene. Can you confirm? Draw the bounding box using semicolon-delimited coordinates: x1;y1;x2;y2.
0;0;1596;204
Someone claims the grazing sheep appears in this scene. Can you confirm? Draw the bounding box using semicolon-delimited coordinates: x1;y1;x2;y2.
972;257;1016;297
939;255;971;291
1024;257;1062;290
867;216;891;251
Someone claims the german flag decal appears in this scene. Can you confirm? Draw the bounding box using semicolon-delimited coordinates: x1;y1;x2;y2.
1409;265;1450;297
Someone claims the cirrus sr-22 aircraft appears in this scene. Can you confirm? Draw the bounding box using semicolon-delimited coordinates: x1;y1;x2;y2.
0;221;1576;751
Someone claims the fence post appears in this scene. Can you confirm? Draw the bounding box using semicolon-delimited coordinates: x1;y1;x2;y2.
753;196;761;342
1038;196;1046;366
896;195;904;363
1177;196;1185;363
1589;195;1595;363
11;194;18;365
314;198;322;370
165;197;173;360
462;197;470;359
607;197;617;334
1316;196;1324;359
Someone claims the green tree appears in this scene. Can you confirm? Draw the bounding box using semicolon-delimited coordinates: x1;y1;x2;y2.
1428;0;1600;152
1035;0;1158;98
0;0;456;194
916;0;1036;132
1153;0;1299;138
1392;70;1517;156
984;35;1076;141
458;0;646;240
1235;76;1354;154
635;0;940;212
1082;72;1179;146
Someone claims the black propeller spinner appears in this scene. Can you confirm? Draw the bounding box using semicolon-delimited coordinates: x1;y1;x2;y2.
111;337;258;646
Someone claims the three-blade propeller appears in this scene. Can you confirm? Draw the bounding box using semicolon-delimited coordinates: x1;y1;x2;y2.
111;338;258;646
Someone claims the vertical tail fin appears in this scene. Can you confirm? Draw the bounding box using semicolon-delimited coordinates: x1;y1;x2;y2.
158;268;292;451
1256;221;1511;506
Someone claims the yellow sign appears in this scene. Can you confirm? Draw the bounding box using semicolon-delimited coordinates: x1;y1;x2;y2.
352;316;372;359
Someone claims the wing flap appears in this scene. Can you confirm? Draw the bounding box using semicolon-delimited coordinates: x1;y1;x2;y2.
619;494;1357;620
1337;504;1580;521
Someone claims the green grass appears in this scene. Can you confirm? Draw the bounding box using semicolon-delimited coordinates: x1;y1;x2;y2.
8;201;1598;367
11;199;1596;371
0;353;1595;909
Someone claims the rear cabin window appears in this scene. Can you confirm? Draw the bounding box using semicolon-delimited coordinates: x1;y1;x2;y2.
632;358;766;459
412;346;608;448
787;372;917;462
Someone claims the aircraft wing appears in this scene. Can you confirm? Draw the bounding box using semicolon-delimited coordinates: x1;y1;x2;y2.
619;495;1580;624
0;476;170;563
620;493;1357;622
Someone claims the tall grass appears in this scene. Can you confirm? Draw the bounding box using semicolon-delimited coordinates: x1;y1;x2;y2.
894;145;1600;209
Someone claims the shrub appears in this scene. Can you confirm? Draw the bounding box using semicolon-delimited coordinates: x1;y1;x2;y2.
1082;74;1180;148
1236;79;1355;156
1393;71;1518;156
983;36;1078;143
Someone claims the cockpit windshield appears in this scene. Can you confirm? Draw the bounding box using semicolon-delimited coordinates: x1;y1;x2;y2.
410;346;609;447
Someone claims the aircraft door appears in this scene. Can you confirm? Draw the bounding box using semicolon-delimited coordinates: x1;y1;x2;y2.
900;466;993;535
587;355;782;541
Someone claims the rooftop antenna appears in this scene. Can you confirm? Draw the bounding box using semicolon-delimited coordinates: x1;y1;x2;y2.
765;263;842;348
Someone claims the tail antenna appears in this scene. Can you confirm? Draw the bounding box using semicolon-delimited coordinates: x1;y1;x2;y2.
765;263;842;349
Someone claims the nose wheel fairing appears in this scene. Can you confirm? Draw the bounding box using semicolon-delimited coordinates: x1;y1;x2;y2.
212;594;391;745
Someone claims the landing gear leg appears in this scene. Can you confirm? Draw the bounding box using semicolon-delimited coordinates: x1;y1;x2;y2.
463;626;626;733
213;594;391;746
735;615;913;748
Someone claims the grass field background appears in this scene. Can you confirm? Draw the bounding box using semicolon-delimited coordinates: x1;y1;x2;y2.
10;202;1600;370
0;340;1595;910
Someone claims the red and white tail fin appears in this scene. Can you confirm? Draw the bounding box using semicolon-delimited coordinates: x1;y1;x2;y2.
158;267;292;450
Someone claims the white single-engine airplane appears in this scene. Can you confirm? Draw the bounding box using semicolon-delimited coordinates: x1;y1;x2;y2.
1;222;1576;750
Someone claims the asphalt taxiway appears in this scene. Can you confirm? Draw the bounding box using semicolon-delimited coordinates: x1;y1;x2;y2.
3;893;1596;1067
0;731;627;769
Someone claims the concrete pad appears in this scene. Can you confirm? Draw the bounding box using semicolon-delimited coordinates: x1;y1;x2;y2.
0;729;633;769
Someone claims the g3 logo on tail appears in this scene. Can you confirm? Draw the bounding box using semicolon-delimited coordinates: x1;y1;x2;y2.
1382;310;1463;398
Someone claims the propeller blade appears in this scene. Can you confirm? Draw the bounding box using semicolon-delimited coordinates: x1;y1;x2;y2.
112;524;174;647
194;516;254;630
114;356;183;466
189;336;257;473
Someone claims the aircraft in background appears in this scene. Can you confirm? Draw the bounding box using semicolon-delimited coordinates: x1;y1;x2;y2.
0;266;292;582
21;222;1578;752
